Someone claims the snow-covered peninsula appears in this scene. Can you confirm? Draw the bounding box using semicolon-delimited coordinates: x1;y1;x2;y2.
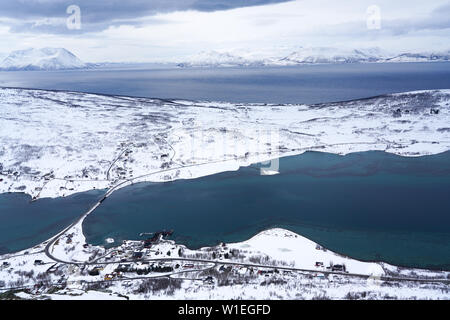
1;226;449;300
1;88;450;200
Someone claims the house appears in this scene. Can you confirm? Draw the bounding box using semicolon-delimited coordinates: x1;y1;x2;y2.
237;267;247;275
315;262;324;267
116;264;131;272
133;251;143;259
104;274;114;281
88;269;100;276
87;265;104;275
219;265;232;272
430;108;440;114
203;276;214;284
331;264;346;272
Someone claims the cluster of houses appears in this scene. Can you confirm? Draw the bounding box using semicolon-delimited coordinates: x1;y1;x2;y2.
314;260;347;273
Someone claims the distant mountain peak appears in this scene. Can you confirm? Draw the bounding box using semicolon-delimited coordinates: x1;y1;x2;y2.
0;47;86;71
177;50;264;67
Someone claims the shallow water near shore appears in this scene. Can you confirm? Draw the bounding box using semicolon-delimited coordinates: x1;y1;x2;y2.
0;190;104;254
82;150;450;270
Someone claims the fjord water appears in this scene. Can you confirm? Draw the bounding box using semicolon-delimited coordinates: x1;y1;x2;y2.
0;190;103;254
1;62;450;104
84;151;450;270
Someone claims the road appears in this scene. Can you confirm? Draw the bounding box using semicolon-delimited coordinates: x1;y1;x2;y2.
43;149;286;263
40;144;450;289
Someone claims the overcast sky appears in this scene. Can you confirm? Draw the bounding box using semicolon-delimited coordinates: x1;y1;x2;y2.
0;0;449;62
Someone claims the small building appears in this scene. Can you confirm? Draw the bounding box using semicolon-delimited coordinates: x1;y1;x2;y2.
89;269;100;276
133;251;143;259
203;276;214;284
104;274;114;281
34;260;44;265
315;262;324;267
331;264;346;272
237;267;247;275
116;264;131;272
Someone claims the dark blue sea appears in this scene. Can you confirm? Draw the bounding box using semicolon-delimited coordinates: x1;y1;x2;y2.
1;62;450;104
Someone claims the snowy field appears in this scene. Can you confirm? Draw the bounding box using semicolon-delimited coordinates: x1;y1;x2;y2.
1;87;450;199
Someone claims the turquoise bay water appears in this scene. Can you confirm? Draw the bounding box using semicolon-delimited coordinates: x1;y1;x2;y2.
83;151;450;270
0;151;449;270
0;190;104;254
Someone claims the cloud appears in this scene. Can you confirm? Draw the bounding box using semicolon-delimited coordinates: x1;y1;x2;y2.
0;0;292;34
382;3;450;35
0;0;449;62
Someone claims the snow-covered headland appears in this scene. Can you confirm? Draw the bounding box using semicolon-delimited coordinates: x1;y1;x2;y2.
1;88;450;200
1;227;449;300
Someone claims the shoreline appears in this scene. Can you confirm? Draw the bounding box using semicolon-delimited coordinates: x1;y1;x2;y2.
1;149;450;270
1;88;450;200
2;226;450;300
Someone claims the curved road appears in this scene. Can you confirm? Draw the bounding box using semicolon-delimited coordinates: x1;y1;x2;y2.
42;144;450;287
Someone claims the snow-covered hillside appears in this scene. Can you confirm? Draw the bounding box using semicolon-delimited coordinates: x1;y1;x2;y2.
0;48;86;71
177;48;450;67
385;52;450;63
276;47;386;65
177;51;264;67
0;88;449;199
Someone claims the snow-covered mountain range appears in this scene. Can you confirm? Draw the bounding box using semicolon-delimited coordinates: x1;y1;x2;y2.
1;47;449;70
178;48;450;68
176;51;265;67
0;48;87;71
